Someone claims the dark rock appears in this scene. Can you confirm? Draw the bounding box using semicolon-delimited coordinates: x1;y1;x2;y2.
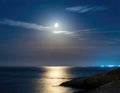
74;90;88;93
60;68;120;89
88;80;120;93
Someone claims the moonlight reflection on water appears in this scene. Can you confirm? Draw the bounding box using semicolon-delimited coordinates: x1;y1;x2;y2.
37;67;73;93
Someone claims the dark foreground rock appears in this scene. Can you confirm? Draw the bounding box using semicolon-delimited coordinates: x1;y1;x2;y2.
88;80;120;93
74;80;120;93
60;68;120;89
74;91;87;93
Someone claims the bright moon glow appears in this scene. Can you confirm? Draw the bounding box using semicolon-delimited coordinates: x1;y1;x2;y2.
53;23;73;34
53;22;72;34
54;23;59;28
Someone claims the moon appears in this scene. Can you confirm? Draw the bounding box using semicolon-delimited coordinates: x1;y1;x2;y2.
54;23;59;28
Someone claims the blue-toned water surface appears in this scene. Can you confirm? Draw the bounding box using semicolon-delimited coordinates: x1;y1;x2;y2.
0;67;117;93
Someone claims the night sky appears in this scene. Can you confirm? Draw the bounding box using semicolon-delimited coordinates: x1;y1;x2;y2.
0;0;120;66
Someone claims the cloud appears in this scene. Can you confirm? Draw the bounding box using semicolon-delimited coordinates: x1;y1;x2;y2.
0;19;51;31
75;27;120;34
66;5;108;13
0;19;80;41
0;18;74;35
53;30;73;34
0;18;119;45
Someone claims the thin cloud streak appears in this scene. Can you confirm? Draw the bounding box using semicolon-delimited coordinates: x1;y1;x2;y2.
0;19;81;40
0;19;51;31
0;18;74;35
66;5;108;13
75;28;120;34
53;30;73;34
0;18;119;44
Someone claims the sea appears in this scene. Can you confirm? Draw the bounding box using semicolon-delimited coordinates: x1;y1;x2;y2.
0;66;117;93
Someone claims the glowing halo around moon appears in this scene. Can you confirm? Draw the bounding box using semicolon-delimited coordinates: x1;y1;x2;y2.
52;22;73;34
53;22;60;34
54;23;59;28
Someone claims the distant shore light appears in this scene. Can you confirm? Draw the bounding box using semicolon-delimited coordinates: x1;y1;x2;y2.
100;65;120;68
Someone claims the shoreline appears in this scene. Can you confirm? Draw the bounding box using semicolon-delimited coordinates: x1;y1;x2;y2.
60;67;120;93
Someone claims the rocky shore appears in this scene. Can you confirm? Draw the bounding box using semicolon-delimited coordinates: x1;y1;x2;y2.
60;68;120;93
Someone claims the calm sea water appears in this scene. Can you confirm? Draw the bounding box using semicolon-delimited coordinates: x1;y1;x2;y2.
0;67;117;93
